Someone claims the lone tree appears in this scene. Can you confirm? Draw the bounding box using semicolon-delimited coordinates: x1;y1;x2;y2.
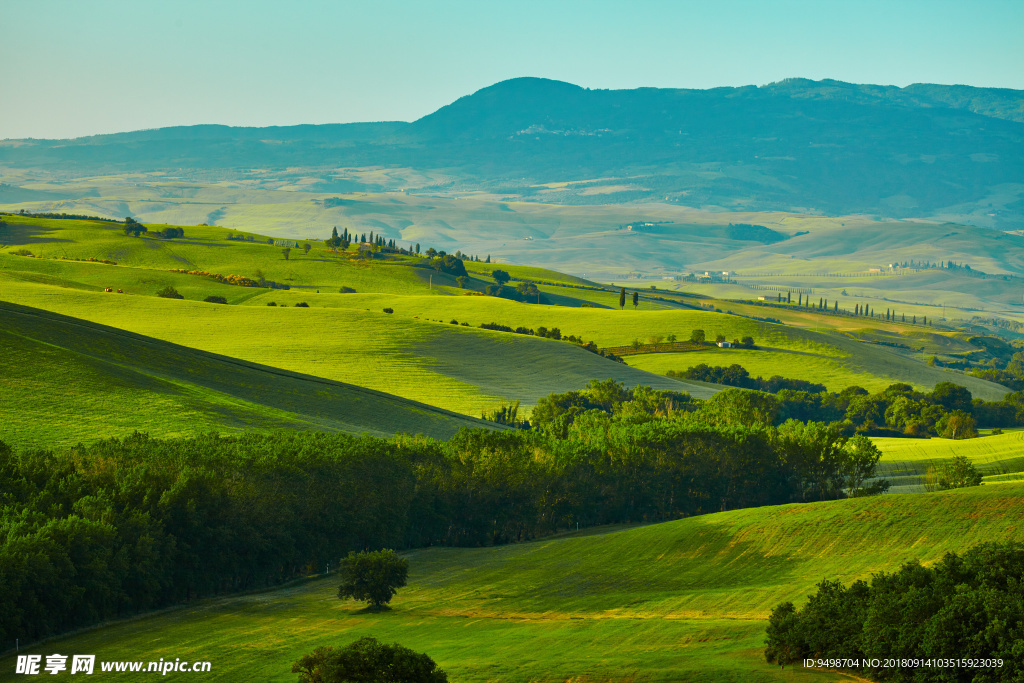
303;243;311;256
292;638;448;683
492;269;511;286
632;291;639;309
282;247;291;260
690;329;706;343
337;549;408;610
619;287;626;310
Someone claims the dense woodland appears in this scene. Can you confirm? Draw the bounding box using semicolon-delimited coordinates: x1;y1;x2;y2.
765;541;1024;681
0;380;896;646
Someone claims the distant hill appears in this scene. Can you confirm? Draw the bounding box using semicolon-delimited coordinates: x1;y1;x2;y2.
2;78;1023;223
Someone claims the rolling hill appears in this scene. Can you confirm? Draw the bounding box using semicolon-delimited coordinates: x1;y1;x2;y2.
0;301;496;450
5;482;1021;682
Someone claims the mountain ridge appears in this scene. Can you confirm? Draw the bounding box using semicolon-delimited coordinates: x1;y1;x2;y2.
2;77;1023;224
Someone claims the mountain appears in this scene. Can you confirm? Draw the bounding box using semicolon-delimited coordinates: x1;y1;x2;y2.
2;78;1023;223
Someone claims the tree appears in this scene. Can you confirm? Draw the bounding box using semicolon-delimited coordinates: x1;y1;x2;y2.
690;329;706;344
840;434;889;497
292;638;448;683
303;243;311;256
123;217;147;237
740;336;755;349
715;334;726;343
432;255;467;277
203;295;227;304
632;291;639;309
282;247;291;260
619;287;626;310
337;549;408;610
492;269;511;286
456;275;469;289
156;286;183;299
937;410;977;440
931;382;973;413
937;455;983;489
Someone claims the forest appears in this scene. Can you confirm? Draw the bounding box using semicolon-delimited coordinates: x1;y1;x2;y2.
0;381;896;646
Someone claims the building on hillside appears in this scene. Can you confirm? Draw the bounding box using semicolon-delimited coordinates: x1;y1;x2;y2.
358;243;373;252
717;341;733;348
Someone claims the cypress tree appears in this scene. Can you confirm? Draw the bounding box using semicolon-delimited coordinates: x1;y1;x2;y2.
798;293;802;306
787;291;791;303
619;287;626;310
834;301;838;312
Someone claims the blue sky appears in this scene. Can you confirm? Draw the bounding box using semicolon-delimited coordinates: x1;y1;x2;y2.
2;0;1022;139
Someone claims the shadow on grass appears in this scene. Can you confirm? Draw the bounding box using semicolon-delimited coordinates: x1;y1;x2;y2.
0;223;75;247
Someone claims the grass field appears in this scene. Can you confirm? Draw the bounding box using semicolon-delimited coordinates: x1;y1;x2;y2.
5;184;1022;324
0;302;496;450
873;429;1024;493
5;482;1021;682
0;281;716;439
625;349;892;393
0;214;1011;437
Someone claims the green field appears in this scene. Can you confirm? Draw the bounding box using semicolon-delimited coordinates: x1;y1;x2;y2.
0;301;497;450
4;182;1022;327
625;349;891;393
874;429;1024;493
0;214;1010;425
5;483;1021;682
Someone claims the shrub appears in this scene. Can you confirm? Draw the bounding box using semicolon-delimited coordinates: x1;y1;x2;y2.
339;286;356;293
267;301;277;306
937;455;983;489
155;286;183;299
383;307;394;314
203;295;227;304
10;249;32;256
295;302;309;308
292;638;447;683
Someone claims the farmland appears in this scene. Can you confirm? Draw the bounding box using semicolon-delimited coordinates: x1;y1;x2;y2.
3;482;1021;682
1;210;1022;683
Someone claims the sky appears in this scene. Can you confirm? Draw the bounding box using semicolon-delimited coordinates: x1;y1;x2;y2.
2;0;1023;139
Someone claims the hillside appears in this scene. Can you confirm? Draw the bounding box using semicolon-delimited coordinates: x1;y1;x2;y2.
0;301;495;449
875;429;1024;493
6;482;1021;682
0;214;1011;425
2;78;1024;226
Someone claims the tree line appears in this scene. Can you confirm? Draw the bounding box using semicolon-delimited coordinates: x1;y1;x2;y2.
0;380;892;647
665;367;1024;438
